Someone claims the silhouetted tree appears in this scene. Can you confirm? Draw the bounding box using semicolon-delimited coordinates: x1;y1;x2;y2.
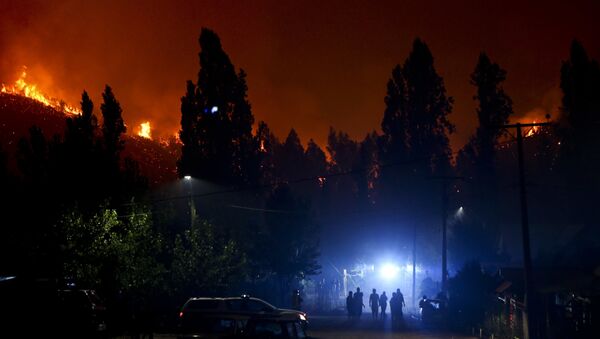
402;38;454;171
15;126;64;276
178;28;258;186
558;40;600;166
232;69;260;186
380;65;409;164
356;132;379;205
66;91;97;149
378;39;454;217
256;121;279;184
467;53;513;171
302;139;327;201
17;125;50;186
556;40;600;223
62;91;101;205
101;85;126;167
275;129;305;182
324;128;360;215
453;54;513;262
305;139;327;178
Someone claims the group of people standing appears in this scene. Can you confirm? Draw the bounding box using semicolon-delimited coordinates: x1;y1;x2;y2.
346;287;406;324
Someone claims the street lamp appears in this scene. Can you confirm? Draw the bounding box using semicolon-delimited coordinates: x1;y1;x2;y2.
183;175;195;227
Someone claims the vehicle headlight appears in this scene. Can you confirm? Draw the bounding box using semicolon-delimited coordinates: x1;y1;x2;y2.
299;313;306;321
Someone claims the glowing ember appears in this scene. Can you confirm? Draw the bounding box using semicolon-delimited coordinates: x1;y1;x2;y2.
138;121;152;139
259;139;266;152
1;67;81;115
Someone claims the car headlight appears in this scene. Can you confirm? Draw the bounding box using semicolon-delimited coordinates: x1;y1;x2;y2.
299;313;306;321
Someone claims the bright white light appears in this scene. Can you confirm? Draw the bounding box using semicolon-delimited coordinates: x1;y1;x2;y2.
455;206;465;218
379;263;400;280
211;106;218;113
184;175;192;180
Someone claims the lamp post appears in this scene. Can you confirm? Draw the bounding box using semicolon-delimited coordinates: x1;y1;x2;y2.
184;175;195;228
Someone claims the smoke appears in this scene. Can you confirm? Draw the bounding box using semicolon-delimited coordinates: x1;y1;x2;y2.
1;1;597;148
514;86;562;124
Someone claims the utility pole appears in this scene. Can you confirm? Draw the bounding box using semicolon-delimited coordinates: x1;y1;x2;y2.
413;223;417;308
412;223;416;309
430;175;463;294
498;122;550;339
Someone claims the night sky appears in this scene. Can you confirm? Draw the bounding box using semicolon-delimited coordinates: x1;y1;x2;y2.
1;0;599;150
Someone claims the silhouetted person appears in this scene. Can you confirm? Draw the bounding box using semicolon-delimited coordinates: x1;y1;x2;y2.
346;291;354;319
292;289;303;310
419;295;433;323
379;292;388;318
354;287;364;318
390;292;398;325
369;288;379;319
396;288;405;319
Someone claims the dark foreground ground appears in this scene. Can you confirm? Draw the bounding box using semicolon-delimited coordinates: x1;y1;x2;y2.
116;314;476;339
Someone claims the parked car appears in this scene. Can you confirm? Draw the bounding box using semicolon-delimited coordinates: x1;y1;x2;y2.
57;289;108;335
0;277;107;337
178;295;308;338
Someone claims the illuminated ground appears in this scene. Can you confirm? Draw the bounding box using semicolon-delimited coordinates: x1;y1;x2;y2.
115;314;476;339
307;314;476;339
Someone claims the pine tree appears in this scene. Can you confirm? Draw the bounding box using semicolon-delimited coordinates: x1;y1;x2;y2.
69;91;97;146
559;40;600;161
402;38;454;171
557;40;600;222
101;85;126;167
63;91;100;204
326;128;360;210
378;39;454;214
275;129;305;182
326;128;358;174
305;139;327;178
255;121;279;184
454;53;513;263
381;65;408;162
304;139;327;199
468;53;513;170
178;28;258;186
356;132;379;205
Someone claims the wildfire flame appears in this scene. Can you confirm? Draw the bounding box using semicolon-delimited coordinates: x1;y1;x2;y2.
525;121;540;137
138;121;152;139
1;67;81;115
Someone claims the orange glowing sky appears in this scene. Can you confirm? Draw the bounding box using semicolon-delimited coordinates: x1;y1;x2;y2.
1;0;599;150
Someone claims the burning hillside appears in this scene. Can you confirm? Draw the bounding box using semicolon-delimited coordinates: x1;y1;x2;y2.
0;67;180;184
1;67;81;116
0;92;179;185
